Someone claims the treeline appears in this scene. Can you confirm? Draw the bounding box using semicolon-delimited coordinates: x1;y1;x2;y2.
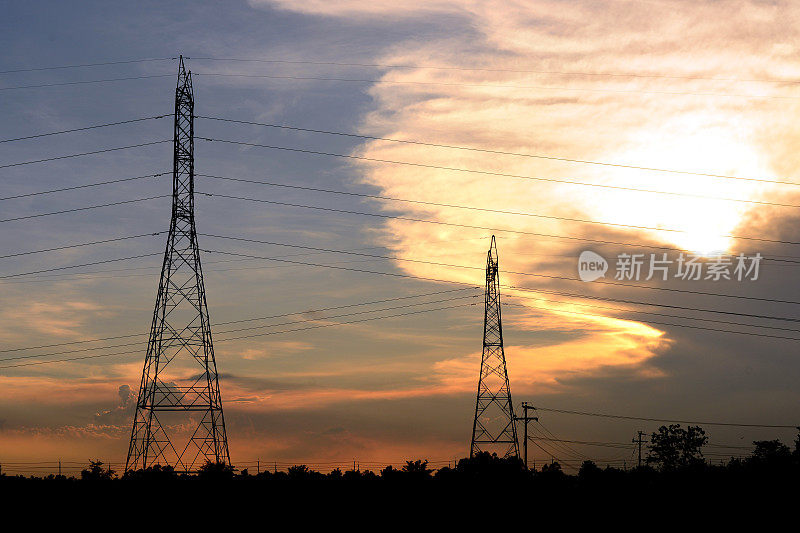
4;424;800;489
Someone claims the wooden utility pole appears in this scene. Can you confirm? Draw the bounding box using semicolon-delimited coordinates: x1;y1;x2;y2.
514;402;538;470
633;430;648;468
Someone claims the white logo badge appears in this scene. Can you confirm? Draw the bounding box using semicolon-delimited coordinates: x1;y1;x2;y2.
578;251;608;282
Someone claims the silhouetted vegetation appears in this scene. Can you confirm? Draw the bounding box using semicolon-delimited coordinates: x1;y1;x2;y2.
647;424;708;470
5;425;800;501
123;464;176;481
197;459;235;481
80;460;115;481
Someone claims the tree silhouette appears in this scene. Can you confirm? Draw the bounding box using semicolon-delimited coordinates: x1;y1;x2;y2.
433;465;456;480
123;464;176;481
578;460;602;481
457;451;525;478
343;468;362;481
540;461;562;474
380;465;400;480
749;439;792;468
647;424;707;471
81;460;115;480
197;460;234;481
402;460;432;478
288;464;323;480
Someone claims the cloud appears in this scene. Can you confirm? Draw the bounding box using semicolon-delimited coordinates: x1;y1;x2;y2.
239;340;315;360
241;0;800;396
5;0;800;468
0;300;108;343
250;0;464;19
94;384;136;425
117;384;134;407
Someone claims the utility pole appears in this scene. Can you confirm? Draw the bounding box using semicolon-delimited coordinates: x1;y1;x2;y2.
513;402;538;470
125;56;230;474
633;430;648;468
470;236;520;459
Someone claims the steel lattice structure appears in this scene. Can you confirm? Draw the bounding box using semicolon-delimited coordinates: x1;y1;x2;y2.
470;236;520;459
126;57;230;473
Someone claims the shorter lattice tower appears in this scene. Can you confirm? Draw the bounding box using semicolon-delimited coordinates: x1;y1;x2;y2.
470;236;520;458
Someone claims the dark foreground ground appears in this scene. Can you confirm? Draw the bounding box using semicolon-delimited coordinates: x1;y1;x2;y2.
3;452;800;513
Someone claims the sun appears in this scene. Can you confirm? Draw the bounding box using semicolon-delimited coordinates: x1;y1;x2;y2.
588;113;771;255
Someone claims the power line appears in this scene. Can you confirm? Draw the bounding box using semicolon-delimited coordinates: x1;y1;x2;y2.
0;348;142;369
522;301;800;342
189;57;800;85
508;286;800;323
198;136;800;190
0;57;174;74
528;436;573;465
0;166;791;265
528;435;750;455
0;294;480;363
0;227;474;282
197;176;800;243
0;74;173;91
199;171;800;212
218;294;480;337
38;208;778;334
0;252;161;280
0;172;168;201
5;231;794;330
0;287;475;354
513;293;800;333
200;246;800;323
3;242;797;364
197;175;800;262
528;436;752;450
533;421;590;460
0;232;163;259
0;302;475;369
193;72;800;100
198;116;800;189
197;209;800;307
533;406;798;429
200;190;666;248
529;436;633;449
214;287;476;326
193;179;700;254
0;195;168;223
213;302;476;345
0;253;384;285
0;140;170;170
0;114;170;143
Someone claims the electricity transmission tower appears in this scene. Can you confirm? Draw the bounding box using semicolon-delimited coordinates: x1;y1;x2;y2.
470;236;520;459
126;56;230;473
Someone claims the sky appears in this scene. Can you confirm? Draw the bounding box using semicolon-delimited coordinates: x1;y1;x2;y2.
2;0;800;474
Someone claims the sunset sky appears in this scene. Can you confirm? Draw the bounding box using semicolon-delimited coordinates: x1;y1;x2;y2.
3;0;800;474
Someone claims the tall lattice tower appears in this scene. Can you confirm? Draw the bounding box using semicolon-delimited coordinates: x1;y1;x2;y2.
470;236;520;458
126;56;230;473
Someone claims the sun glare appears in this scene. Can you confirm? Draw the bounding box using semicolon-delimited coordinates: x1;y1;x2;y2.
590;114;770;255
